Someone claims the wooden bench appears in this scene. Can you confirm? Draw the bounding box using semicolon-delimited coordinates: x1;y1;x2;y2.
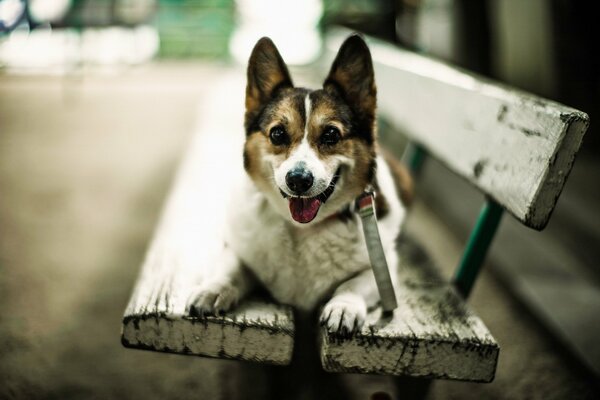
121;30;589;384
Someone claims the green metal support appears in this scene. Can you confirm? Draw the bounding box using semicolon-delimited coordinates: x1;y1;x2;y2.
454;200;504;298
403;142;426;175
402;141;501;299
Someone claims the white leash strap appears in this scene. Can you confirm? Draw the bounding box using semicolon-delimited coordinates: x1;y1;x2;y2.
356;191;398;312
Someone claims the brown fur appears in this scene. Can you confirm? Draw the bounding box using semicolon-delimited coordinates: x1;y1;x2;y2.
243;133;268;184
382;148;414;207
243;88;376;205
323;35;377;145
245;38;293;133
373;185;390;219
244;35;408;221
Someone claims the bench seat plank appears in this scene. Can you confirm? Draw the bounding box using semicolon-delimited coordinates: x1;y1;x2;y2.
121;73;295;365
122;299;294;364
319;239;499;382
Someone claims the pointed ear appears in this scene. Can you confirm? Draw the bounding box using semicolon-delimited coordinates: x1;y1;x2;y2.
324;34;376;124
245;37;293;132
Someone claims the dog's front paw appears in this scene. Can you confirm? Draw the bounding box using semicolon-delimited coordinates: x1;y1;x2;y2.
186;281;240;317
320;294;367;335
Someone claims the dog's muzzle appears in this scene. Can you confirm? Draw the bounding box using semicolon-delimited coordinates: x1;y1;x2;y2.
281;167;341;224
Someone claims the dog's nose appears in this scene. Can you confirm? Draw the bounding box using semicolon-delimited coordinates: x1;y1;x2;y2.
286;168;314;194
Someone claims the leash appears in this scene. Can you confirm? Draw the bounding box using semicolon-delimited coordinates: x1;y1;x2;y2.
355;189;398;313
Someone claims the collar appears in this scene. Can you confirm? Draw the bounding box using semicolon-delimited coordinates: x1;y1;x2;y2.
323;187;376;223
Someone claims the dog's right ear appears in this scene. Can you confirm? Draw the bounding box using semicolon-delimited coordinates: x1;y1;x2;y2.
245;38;293;132
323;34;376;142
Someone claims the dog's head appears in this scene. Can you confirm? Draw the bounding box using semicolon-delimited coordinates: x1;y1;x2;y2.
243;35;377;225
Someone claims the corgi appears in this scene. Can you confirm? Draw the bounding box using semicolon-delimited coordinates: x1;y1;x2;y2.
187;34;412;333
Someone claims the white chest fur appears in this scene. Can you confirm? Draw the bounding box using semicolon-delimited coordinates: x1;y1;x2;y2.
224;155;404;311
227;194;368;310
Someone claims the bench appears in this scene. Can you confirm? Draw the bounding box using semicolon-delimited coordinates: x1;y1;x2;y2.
121;29;589;385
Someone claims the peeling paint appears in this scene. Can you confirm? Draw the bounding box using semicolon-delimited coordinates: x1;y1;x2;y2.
497;105;508;122
473;159;488;179
519;127;542;137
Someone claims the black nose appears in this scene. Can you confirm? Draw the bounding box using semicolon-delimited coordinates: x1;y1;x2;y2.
286;168;314;194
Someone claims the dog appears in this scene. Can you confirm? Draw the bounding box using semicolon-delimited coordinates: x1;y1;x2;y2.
187;34;412;333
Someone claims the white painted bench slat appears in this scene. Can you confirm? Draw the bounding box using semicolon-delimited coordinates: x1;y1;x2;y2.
325;30;589;230
121;73;294;365
319;240;499;382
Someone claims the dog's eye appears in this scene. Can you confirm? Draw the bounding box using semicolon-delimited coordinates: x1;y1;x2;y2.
269;126;289;146
321;126;341;146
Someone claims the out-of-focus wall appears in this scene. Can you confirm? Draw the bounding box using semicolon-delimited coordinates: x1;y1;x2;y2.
490;0;557;98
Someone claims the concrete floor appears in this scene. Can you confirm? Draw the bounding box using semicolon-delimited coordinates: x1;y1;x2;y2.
0;63;597;399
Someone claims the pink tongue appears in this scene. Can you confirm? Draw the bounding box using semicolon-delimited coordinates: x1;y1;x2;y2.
289;198;322;223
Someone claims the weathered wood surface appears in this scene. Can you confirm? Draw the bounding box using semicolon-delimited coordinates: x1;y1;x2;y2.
121;73;295;365
325;30;589;230
319;238;499;382
122;61;501;378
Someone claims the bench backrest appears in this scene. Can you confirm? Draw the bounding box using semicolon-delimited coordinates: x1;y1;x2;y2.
324;30;589;230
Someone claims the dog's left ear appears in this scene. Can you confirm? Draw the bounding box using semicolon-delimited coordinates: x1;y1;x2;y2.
245;37;293;133
324;35;376;137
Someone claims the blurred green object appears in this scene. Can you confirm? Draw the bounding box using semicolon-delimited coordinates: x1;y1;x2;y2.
454;200;504;298
59;0;234;59
62;0;156;27
156;0;234;59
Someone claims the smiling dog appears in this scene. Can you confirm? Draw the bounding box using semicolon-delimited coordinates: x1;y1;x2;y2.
187;35;412;333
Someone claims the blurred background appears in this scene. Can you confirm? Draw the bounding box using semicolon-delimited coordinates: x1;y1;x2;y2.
0;0;598;398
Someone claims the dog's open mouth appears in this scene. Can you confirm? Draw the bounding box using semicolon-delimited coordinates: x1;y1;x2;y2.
282;168;341;224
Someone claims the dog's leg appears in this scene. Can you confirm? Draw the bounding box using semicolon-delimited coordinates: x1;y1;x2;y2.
319;269;379;334
186;245;254;316
320;248;398;334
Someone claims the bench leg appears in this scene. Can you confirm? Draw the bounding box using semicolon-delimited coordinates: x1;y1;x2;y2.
394;377;432;400
454;200;504;297
266;309;351;400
